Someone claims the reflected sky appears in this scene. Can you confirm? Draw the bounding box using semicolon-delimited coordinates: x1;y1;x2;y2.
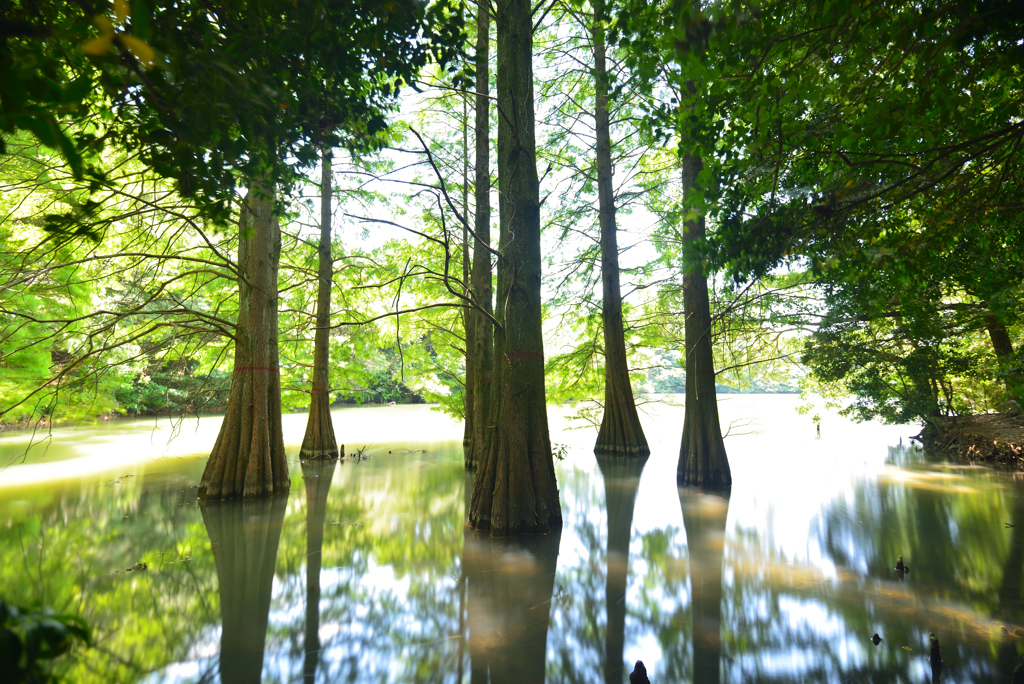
1;397;1022;682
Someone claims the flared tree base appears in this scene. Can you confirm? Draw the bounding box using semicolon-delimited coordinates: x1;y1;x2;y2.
594;379;650;459
469;397;562;536
299;393;339;462
199;369;290;500
678;400;732;489
594;442;651;458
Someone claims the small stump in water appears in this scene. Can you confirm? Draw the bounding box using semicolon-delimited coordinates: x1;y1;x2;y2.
929;632;941;682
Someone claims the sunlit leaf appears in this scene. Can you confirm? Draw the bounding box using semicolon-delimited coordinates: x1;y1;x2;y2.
119;34;155;68
82;35;113;56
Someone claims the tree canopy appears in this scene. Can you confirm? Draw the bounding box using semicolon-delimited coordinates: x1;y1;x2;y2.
2;0;465;228
2;0;1021;445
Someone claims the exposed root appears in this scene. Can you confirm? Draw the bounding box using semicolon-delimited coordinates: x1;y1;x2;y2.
922;413;1024;468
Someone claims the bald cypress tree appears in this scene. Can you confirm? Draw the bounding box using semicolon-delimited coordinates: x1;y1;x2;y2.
299;147;340;462
467;0;494;472
677;149;731;488
592;0;649;458
199;184;290;499
468;0;561;536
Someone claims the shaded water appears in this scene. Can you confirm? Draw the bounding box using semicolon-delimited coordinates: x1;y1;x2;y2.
1;396;1023;682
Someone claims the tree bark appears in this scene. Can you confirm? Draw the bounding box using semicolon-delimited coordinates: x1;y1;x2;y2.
596;453;648;684
199;183;290;500
468;0;561;536
464;92;476;455
592;0;649;458
679;487;730;684
300;148;340;461
984;309;1021;399
201;494;287;684
301;458;337;682
678;151;731;488
469;0;494;472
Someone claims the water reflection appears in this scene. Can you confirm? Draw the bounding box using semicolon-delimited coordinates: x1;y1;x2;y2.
201;494;287;683
300;458;338;682
596;454;648;684
465;529;561;683
2;400;1024;682
680;487;730;684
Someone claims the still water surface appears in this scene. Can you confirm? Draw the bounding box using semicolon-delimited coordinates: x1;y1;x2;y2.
1;395;1022;683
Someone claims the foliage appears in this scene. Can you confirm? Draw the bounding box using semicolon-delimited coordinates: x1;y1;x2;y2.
0;132;241;424
611;0;1024;422
0;597;90;683
2;0;467;229
4;0;1020;435
0;441;468;682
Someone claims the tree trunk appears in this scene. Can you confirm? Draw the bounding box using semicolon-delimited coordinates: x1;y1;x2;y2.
984;309;1021;399
678;152;731;488
200;184;290;500
596;453;648;684
201;494;287;684
300;148;340;461
301;458;337;682
468;0;561;536
592;1;649;458
469;0;493;472
680;487;730;684
464;93;476;455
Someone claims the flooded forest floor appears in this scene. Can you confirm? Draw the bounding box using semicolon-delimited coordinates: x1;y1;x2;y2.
923;412;1024;467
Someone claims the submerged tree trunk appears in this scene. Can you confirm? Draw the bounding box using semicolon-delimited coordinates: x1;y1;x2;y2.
597;453;648;684
679;487;730;684
464;93;476;455
202;494;287;684
468;0;494;472
678;152;731;488
300;148;340;461
592;1;649;458
301;458;337;682
468;0;561;535
200;184;289;500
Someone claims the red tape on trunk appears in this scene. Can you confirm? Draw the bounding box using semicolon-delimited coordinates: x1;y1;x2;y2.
500;352;544;361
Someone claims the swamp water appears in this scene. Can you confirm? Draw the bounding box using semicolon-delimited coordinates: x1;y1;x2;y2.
1;395;1022;683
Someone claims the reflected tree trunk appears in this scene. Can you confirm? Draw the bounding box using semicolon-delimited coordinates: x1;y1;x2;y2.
678;150;731;488
461;470;487;683
200;183;290;500
464;529;562;683
679;487;730;684
468;0;561;536
201;493;288;683
300;147;340;461
468;0;493;472
597;454;649;684
999;491;1024;606
592;0;649;459
301;458;338;682
998;491;1024;679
